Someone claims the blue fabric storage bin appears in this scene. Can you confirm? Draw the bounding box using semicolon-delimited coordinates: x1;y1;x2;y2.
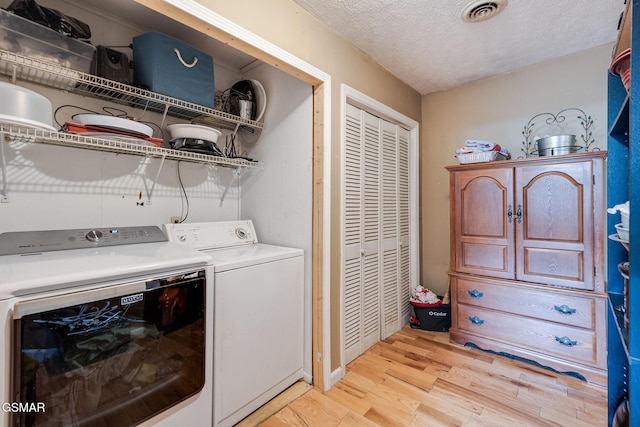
132;31;215;108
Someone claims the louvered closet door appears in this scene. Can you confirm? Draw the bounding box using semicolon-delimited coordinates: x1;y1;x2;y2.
381;120;398;339
343;104;363;363
397;127;411;326
380;122;411;338
343;104;411;363
344;105;381;364
361;111;381;354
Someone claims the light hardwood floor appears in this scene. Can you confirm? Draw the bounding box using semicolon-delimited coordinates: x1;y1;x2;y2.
238;325;607;427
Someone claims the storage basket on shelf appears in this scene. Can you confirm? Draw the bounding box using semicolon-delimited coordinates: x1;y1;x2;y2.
132;31;215;108
0;9;96;89
456;151;507;164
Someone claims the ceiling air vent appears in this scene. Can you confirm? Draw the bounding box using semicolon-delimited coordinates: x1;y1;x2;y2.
461;0;507;23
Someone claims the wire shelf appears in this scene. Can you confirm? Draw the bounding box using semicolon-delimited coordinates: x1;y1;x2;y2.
1;123;260;169
0;48;263;131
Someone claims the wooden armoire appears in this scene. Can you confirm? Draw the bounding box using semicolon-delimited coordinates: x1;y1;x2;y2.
446;151;607;386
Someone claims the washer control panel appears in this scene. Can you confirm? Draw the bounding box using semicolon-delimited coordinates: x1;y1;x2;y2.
164;220;258;250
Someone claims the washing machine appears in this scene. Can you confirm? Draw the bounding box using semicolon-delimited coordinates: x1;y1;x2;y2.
163;220;304;427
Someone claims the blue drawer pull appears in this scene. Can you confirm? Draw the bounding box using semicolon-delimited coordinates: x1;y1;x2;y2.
554;304;577;315
468;289;484;298
555;336;577;347
468;316;485;325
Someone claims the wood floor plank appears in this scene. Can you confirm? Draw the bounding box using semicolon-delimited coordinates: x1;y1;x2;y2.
467;371;522;399
347;353;393;383
370;341;433;370
336;411;381;427
432;378;553;426
464;361;534;392
363;406;411;427
434;365;479;389
389;340;452;374
427;339;496;364
337;371;378;396
256;327;606;427
426;345;495;370
415;384;483;422
368;381;421;415
576;403;608;424
325;385;372;415
262;406;309;427
381;374;480;423
236;381;312;427
485;360;551;384
385;364;438;392
409;402;467;427
516;385;585;419
290;389;350;422
360;386;416;426
539;405;606;427
463;406;545;427
567;381;608;404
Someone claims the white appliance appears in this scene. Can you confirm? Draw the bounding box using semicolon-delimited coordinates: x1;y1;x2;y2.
0;226;213;427
163;220;304;427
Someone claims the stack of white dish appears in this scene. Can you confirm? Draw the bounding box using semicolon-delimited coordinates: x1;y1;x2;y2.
616;214;630;242
609;201;630;243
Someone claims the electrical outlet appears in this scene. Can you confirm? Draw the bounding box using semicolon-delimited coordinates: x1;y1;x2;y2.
170;216;181;224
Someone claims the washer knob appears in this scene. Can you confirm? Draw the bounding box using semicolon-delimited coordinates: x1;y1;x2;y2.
235;228;248;239
86;230;103;243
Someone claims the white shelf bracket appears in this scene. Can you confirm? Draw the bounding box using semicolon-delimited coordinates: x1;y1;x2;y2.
137;155;167;204
10;63;17;84
220;167;243;207
160;104;170;129
147;155;167;203
0;131;9;203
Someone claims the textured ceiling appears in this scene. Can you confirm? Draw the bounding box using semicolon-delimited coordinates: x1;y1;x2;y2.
292;0;623;94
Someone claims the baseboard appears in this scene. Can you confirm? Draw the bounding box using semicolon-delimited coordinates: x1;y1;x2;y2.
329;366;343;389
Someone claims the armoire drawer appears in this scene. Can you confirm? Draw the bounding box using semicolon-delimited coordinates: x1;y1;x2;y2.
456;304;601;367
452;275;599;330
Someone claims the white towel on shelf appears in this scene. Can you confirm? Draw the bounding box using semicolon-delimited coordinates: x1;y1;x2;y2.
465;139;496;151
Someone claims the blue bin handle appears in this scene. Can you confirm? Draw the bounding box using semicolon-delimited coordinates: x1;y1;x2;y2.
174;48;198;68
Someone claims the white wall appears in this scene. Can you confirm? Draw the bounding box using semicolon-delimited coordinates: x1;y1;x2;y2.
0;131;240;233
239;62;313;379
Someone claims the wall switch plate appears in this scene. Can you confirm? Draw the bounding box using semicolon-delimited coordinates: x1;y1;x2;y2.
170;216;181;224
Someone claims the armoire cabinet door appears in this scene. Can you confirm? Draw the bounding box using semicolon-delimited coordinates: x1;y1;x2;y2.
515;161;594;290
452;168;515;278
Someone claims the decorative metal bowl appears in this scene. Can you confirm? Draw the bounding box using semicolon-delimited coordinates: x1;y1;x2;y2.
536;134;579;156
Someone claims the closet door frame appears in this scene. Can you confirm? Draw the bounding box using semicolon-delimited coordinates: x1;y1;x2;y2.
339;84;419;379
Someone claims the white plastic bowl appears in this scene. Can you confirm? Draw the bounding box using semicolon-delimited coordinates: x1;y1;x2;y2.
167;124;222;143
616;223;630;242
0;81;56;131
